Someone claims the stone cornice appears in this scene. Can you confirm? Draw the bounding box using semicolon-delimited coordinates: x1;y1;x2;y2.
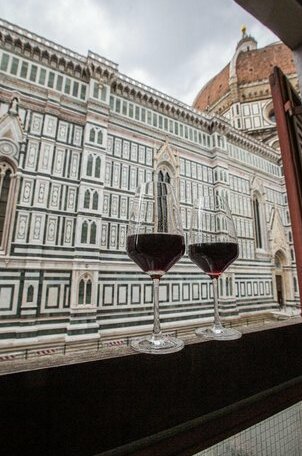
112;73;214;131
224;119;280;162
0;18;282;162
0;18;118;83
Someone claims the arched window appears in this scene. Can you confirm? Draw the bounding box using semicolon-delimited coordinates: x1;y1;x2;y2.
81;221;88;243
27;285;34;302
95;157;101;178
0;161;18;253
92;191;98;210
84;190;90;209
275;254;281;269
86;155;93;176
253;197;262;248
86;280;92;304
158;170;164;182
158;169;170;183
90;222;97;244
97;130;103;144
78;275;93;305
78;279;85;305
0;168;11;245
89;128;96;142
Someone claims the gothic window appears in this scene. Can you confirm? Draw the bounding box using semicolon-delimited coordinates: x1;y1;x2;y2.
95;157;101;178
97;130;103;145
86;280;92;304
78;279;85;304
81;221;88;243
78;276;93;305
92;191;98;210
158;169;170;183
84;190;90;209
253;196;262;249
27;285;34;302
87;155;93;176
275;254;281;269
0;168;11;245
90;222;97;244
0;161;18;253
89;128;96;142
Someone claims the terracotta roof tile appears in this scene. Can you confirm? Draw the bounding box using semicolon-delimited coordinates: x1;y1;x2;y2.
236;42;296;84
193;64;229;111
193;42;296;112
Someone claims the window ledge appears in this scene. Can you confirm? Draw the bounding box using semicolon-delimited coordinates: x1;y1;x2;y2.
1;318;302;456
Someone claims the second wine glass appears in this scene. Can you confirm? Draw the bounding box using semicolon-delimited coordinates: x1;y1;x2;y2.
127;179;185;354
188;195;241;341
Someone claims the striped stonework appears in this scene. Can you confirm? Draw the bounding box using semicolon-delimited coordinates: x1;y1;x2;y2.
0;18;299;346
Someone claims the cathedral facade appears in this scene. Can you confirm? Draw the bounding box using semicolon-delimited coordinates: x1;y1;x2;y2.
0;19;298;347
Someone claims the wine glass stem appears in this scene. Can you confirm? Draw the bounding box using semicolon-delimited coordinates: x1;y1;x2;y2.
212;277;223;330
152;278;162;338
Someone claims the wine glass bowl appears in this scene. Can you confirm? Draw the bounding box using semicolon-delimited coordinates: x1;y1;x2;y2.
127;180;185;354
189;195;241;340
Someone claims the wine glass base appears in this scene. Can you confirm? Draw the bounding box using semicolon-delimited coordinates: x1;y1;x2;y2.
195;327;242;341
131;335;184;354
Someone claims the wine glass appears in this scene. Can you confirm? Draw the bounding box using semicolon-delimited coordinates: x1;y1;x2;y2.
127;179;185;354
188;194;241;340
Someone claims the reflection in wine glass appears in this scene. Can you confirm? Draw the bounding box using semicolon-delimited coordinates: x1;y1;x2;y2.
127;180;185;354
189;195;241;341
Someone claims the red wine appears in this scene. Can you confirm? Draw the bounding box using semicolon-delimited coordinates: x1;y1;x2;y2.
188;242;238;278
127;233;185;278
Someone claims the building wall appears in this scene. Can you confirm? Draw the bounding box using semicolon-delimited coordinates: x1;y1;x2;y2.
0;20;298;345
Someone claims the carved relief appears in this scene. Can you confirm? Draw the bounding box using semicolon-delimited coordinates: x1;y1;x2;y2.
53;147;65;176
15;212;29;242
25;141;39;169
43;115;57;138
64;219;73;245
101;222;108;247
119;225;126;249
67;187;76;211
70;152;79;178
73;126;82;146
30;113;43;135
34;180;49;207
58;121;68;142
38;142;54;172
30;213;45;243
46;217;57;244
49;184;61;209
21;179;33;205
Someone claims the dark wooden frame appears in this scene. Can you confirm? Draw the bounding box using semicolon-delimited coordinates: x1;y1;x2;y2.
270;66;302;308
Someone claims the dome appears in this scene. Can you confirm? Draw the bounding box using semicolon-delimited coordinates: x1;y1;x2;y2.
193;41;296;112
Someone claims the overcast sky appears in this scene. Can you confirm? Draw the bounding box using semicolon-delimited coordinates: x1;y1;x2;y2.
0;0;278;104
